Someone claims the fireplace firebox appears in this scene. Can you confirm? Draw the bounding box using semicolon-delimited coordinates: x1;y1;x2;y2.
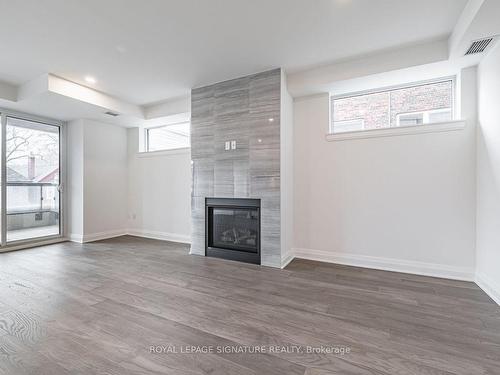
205;198;261;264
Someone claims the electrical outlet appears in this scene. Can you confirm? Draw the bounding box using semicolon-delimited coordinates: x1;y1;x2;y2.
231;140;236;150
225;141;230;151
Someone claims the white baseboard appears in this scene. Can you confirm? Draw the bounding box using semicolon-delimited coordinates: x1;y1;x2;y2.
281;252;295;269
475;272;500;306
69;230;128;243
292;248;475;282
69;229;191;245
69;233;84;243
127;229;191;244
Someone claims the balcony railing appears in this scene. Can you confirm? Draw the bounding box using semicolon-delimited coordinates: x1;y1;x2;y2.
6;182;59;215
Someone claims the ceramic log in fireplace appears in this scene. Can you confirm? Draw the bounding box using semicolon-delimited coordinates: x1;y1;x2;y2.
205;198;261;264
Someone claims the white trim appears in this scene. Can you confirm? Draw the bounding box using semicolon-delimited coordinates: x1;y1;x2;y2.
188;248;203;256
69;233;84;243
292;247;475;281
281;252;295;269
69;229;191;245
69;229;127;243
326;120;465;142
127;229;191;244
475;273;500;306
83;230;127;243
137;147;190;158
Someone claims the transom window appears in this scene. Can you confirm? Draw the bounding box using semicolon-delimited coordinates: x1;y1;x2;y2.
331;79;454;134
146;122;190;152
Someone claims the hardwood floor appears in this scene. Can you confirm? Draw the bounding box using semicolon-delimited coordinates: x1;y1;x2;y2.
0;236;499;374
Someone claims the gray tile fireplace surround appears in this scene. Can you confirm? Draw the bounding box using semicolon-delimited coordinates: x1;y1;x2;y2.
190;68;282;267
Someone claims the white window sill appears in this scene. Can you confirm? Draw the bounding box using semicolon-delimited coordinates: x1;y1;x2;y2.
137;147;191;158
325;120;466;142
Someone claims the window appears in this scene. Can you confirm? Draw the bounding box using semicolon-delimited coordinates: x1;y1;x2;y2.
333;119;365;133
428;108;453;123
331;79;454;134
397;112;424;126
396;108;453;127
146;122;190;152
1;114;62;245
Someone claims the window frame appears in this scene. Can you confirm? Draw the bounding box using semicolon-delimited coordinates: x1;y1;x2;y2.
144;121;191;153
0;108;66;251
330;76;457;135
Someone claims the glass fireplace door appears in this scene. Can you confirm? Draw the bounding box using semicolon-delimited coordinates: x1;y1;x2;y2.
211;207;259;253
205;198;261;265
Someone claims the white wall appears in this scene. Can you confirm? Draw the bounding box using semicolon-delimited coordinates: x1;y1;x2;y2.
127;128;191;243
83;120;128;237
67;119;128;241
293;68;477;280
67;122;190;243
288;38;449;97
280;70;294;267
476;44;500;304
67;119;84;237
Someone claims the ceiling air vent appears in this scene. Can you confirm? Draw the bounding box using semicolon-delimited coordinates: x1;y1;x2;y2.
104;111;119;117
465;37;494;55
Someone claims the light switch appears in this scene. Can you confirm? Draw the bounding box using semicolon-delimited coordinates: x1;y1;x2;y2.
225;141;230;151
231;140;236;150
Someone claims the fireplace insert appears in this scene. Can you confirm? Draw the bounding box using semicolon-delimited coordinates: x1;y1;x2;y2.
206;198;261;264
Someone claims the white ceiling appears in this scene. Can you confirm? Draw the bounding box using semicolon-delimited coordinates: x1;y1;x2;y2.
0;0;467;106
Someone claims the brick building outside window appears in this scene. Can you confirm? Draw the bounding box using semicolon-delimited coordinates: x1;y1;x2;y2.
331;80;453;133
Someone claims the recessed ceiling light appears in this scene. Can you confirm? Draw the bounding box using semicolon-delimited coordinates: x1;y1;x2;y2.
268;118;274;123
85;76;96;84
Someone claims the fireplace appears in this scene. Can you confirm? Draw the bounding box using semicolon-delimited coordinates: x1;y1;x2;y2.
205;198;261;264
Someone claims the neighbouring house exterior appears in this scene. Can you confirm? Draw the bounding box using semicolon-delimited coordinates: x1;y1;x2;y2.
6;158;59;234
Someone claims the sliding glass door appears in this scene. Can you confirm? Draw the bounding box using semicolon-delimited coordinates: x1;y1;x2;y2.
1;113;63;246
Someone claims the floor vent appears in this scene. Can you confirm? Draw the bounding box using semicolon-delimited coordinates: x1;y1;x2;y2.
465;38;494;55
